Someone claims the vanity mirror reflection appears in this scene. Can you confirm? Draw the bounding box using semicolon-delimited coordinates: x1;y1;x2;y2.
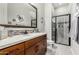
0;3;37;28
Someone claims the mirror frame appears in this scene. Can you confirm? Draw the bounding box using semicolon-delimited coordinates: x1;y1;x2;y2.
29;3;37;28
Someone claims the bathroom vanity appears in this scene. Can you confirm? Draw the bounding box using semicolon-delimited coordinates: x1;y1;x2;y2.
0;33;47;55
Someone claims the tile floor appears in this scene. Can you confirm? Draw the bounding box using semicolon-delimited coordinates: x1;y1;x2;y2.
46;43;72;55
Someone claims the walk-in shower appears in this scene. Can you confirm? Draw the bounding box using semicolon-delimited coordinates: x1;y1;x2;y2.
52;14;71;46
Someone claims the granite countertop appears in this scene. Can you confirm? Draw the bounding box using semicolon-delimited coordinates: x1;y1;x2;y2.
0;33;46;49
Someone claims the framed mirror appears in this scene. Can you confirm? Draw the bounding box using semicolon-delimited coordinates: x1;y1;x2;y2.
7;3;37;28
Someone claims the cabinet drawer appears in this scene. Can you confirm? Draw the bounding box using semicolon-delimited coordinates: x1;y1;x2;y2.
25;45;37;55
25;43;40;55
24;37;42;49
24;35;47;49
36;40;47;55
0;43;24;55
25;39;47;55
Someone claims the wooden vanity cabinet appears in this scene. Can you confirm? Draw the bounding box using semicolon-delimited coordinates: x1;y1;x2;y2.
0;34;47;55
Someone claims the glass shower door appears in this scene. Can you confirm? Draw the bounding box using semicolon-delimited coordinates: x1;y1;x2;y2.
56;15;70;46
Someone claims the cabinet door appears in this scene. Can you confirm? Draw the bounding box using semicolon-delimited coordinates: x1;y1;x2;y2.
25;34;47;55
36;41;44;55
15;43;24;55
25;40;46;55
41;39;47;54
36;40;47;55
24;37;42;49
0;47;16;55
25;44;39;55
38;35;47;55
0;43;24;55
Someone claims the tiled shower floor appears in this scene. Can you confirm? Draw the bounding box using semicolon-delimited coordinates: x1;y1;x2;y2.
46;44;72;55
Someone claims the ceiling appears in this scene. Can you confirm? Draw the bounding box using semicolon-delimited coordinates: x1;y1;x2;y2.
52;3;69;9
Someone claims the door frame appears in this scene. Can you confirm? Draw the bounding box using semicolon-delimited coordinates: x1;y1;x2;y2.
52;14;71;46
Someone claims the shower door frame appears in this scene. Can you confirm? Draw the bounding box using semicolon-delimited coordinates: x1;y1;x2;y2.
53;14;71;46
